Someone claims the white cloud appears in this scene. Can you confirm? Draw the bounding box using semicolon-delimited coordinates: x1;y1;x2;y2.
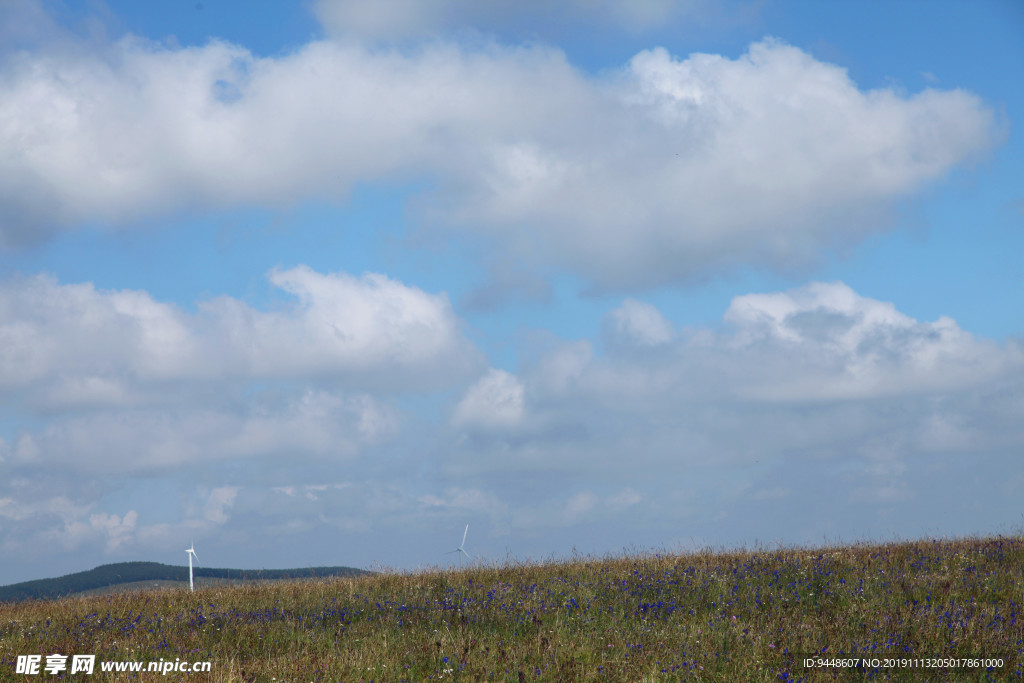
503;282;1024;479
529;340;592;396
0;267;481;404
0;494;137;553
519;282;1019;410
721;282;1014;400
0;275;198;389
12;434;40;462
0;34;581;244
202;486;240;524
603;298;674;348
18;388;396;471
452;369;526;430
0;29;999;289
446;41;999;289
240;266;475;383
0;263;485;563
2;278;1021;580
87;510;139;551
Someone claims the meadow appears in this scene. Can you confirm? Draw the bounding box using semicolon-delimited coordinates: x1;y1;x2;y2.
1;535;1021;682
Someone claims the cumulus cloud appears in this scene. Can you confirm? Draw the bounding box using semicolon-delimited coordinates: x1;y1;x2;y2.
3;279;1021;579
0;26;1000;289
496;282;1024;475
85;510;139;551
404;283;1022;536
0;274;199;390
204;266;481;387
521;282;1020;410
603;298;675;348
720;282;1015;400
202;486;240;524
529;340;592;396
448;42;999;289
15;388;397;472
0;33;584;245
0;264;486;571
396;283;1023;565
0;494;137;553
0;266;481;404
452;369;526;430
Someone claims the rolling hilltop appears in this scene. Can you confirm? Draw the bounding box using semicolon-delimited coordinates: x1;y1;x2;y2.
0;561;371;603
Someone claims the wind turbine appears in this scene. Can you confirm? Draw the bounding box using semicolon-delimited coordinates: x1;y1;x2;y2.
185;541;200;592
446;524;472;565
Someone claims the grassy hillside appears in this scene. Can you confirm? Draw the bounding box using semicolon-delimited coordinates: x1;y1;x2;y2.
0;562;371;603
1;536;1021;681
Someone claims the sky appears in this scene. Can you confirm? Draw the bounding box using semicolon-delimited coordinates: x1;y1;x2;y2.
0;0;1021;585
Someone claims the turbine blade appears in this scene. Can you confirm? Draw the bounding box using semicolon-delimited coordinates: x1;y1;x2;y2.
461;524;469;546
461;549;473;561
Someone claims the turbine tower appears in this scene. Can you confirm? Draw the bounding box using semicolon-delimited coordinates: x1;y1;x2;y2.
185;541;200;592
446;524;472;565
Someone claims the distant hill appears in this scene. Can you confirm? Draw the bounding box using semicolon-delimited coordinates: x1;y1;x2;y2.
0;562;372;603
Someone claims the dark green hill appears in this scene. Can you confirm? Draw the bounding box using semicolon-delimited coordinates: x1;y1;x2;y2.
0;561;371;602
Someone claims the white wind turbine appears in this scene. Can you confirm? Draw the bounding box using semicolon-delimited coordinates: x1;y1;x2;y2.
446;524;472;566
185;541;200;592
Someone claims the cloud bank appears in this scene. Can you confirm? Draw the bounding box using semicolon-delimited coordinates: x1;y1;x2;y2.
453;282;1024;479
0;30;1000;288
0;265;481;405
1;278;1021;577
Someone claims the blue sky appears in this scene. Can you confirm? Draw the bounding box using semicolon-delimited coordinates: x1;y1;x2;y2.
0;0;1021;585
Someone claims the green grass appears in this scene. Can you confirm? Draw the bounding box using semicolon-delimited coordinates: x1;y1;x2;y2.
1;535;1021;681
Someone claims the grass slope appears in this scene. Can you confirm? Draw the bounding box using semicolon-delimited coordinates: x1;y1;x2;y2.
1;536;1021;681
